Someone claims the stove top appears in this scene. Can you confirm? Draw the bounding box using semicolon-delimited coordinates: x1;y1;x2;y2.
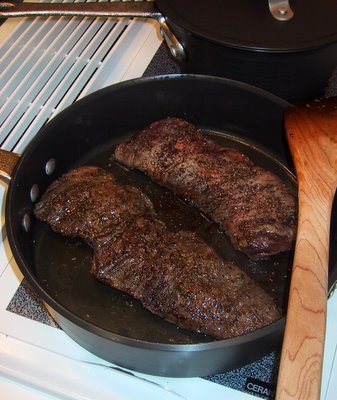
0;3;336;399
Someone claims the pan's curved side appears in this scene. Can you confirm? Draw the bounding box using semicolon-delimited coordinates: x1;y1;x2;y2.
46;304;285;377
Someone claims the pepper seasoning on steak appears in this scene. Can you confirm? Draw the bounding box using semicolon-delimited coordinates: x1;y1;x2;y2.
114;117;297;261
34;166;281;339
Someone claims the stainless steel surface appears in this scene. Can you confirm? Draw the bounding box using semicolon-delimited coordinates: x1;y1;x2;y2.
157;15;185;61
0;1;161;18
268;0;294;21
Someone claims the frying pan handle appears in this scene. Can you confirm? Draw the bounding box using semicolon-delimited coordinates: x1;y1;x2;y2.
0;1;186;62
0;149;20;182
0;1;161;19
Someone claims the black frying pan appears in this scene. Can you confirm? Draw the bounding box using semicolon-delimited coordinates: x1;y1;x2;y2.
1;75;336;377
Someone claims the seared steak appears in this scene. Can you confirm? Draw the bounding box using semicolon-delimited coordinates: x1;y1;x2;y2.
34;166;281;339
34;166;155;241
114;117;297;260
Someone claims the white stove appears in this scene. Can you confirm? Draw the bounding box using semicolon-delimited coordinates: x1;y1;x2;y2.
0;2;336;399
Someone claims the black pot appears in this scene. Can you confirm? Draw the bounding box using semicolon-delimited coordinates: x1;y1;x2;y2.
1;0;337;102
156;0;337;102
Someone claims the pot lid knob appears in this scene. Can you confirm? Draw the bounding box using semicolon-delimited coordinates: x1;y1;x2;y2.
268;0;294;21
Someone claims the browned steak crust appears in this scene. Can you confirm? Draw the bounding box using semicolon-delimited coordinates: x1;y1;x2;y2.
114;117;297;260
34;166;155;241
34;166;281;339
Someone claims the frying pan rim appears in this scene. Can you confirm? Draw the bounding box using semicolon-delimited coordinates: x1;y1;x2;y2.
5;73;290;352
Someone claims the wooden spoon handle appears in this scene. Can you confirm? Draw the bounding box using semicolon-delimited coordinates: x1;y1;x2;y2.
276;187;330;400
276;98;337;400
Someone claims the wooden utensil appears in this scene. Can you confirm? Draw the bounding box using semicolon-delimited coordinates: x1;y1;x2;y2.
276;97;337;400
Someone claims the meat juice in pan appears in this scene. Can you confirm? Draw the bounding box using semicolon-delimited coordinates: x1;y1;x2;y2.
33;127;295;344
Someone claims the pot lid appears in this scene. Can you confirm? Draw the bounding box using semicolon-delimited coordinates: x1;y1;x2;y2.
156;0;337;52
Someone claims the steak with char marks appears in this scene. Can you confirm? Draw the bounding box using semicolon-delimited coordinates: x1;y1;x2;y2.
34;166;281;339
114;117;297;260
